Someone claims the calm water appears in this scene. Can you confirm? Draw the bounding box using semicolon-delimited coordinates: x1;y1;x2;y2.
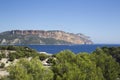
27;44;120;54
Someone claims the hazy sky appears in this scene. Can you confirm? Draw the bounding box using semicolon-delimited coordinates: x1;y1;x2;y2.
0;0;120;44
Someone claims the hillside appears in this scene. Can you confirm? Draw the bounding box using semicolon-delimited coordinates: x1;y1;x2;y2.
0;30;93;45
0;46;120;80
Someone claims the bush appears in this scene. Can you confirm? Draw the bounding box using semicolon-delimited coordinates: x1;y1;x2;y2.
7;46;16;50
39;53;49;61
46;57;56;65
0;63;5;68
8;53;16;61
7;58;54;80
0;54;2;60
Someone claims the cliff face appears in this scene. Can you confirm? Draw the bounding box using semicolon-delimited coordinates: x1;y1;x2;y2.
0;30;93;45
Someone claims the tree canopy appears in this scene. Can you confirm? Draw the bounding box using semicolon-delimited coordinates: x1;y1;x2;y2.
0;46;120;80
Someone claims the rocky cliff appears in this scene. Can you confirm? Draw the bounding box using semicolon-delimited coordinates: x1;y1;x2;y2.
0;30;93;45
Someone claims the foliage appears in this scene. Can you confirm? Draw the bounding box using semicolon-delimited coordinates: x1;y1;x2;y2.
100;47;120;63
52;51;104;80
46;57;55;64
93;47;120;79
0;62;5;68
51;49;120;80
55;50;76;63
1;46;120;80
8;52;16;61
0;53;6;60
0;46;38;61
39;53;49;61
7;58;53;80
0;54;2;60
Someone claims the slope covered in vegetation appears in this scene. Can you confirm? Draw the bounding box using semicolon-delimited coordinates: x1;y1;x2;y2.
0;46;120;80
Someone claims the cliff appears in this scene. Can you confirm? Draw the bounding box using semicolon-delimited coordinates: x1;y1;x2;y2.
0;30;93;45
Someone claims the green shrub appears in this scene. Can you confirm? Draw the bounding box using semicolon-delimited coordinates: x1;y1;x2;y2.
39;53;49;61
0;63;5;68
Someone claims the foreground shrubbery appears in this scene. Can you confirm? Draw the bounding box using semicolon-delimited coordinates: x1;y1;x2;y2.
0;46;120;80
0;46;38;61
7;58;53;80
52;50;120;80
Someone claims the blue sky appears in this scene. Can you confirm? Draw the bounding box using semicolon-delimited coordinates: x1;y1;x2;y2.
0;0;120;44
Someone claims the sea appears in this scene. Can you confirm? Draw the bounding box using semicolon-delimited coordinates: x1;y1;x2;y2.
27;44;120;54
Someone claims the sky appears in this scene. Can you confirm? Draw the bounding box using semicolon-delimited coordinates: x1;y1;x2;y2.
0;0;120;44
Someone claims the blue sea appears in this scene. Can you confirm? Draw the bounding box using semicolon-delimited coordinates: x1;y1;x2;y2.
27;44;120;54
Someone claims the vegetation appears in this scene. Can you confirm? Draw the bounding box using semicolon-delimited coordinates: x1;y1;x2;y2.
0;46;120;80
39;53;49;61
0;62;5;68
7;58;53;80
94;47;120;64
0;53;5;60
51;50;120;80
46;57;56;65
0;46;38;61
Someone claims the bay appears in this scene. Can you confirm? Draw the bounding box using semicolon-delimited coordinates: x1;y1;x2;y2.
27;44;120;54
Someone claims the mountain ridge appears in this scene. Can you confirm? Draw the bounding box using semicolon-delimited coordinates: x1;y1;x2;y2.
0;30;93;45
